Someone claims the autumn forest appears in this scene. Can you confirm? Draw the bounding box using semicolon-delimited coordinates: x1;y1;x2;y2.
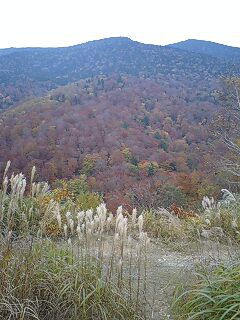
0;37;240;210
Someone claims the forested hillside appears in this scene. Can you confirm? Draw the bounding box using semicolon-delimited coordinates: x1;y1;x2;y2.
0;75;220;210
0;37;239;109
0;37;239;209
169;39;240;63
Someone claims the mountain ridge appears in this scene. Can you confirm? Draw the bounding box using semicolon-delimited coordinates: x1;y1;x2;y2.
168;39;240;63
0;36;239;110
0;37;239;51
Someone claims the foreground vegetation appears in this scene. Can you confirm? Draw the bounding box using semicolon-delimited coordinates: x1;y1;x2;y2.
0;163;150;319
0;162;239;319
173;263;240;320
0;241;144;320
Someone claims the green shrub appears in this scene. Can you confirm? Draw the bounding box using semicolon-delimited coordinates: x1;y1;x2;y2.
51;176;102;210
52;175;89;197
75;192;102;211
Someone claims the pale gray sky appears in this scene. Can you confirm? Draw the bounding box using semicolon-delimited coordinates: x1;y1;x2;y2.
0;0;239;48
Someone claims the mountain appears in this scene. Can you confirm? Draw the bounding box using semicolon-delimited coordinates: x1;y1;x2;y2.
0;36;239;209
0;75;217;209
0;37;239;110
0;47;40;57
168;39;240;63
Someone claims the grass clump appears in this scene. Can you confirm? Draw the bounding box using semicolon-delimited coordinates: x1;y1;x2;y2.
0;240;143;320
143;192;240;245
143;209;187;241
0;162;150;319
172;262;240;320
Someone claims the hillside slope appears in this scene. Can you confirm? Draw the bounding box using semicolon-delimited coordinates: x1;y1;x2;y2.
0;37;239;109
0;75;218;209
168;39;240;63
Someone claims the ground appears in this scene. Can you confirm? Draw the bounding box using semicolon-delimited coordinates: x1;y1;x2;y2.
134;239;239;319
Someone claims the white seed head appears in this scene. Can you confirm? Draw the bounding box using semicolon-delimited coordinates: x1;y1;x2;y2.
123;217;128;237
86;209;93;221
56;214;62;229
106;216;112;226
63;224;68;239
138;214;144;233
117;258;123;273
69;218;74;235
77;211;85;224
66;211;71;223
87;228;92;236
205;219;211;226
139;232;149;246
4;160;11;178
97;204;107;229
106;216;112;230
136;243;141;256
55;205;62;228
97;203;107;217
116;212;124;229
76;224;81;239
132;208;137;224
146;236;151;246
127;235;132;246
117;219;124;236
114;232;119;242
94;216;100;228
31;166;36;183
91;220;95;232
116;205;123;217
7;230;12;241
231;219;238;229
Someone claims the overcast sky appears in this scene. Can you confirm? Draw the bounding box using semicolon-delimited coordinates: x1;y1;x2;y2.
0;0;239;49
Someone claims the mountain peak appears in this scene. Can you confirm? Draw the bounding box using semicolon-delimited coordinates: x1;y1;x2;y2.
167;39;240;63
73;36;134;48
174;39;240;49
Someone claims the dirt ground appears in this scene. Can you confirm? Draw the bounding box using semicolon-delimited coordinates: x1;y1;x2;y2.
142;239;239;319
68;235;239;319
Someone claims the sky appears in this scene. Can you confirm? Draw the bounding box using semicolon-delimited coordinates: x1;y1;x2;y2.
0;0;239;49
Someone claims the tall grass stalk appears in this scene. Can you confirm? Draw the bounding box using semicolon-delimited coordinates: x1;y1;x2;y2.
0;162;153;319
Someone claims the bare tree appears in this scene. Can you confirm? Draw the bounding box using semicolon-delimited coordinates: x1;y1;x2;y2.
217;77;240;180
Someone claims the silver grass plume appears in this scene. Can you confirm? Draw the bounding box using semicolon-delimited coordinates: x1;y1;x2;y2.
63;224;68;239
138;214;144;233
69;218;74;235
54;204;62;229
132;208;137;224
3;160;11;181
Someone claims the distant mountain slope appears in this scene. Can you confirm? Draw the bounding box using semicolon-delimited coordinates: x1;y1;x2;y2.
0;47;47;57
168;39;240;63
0;37;239;110
0;48;19;57
0;75;216;208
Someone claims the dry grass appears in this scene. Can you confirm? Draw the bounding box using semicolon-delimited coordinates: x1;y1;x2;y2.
0;239;145;320
0;162;239;319
0;163;152;319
